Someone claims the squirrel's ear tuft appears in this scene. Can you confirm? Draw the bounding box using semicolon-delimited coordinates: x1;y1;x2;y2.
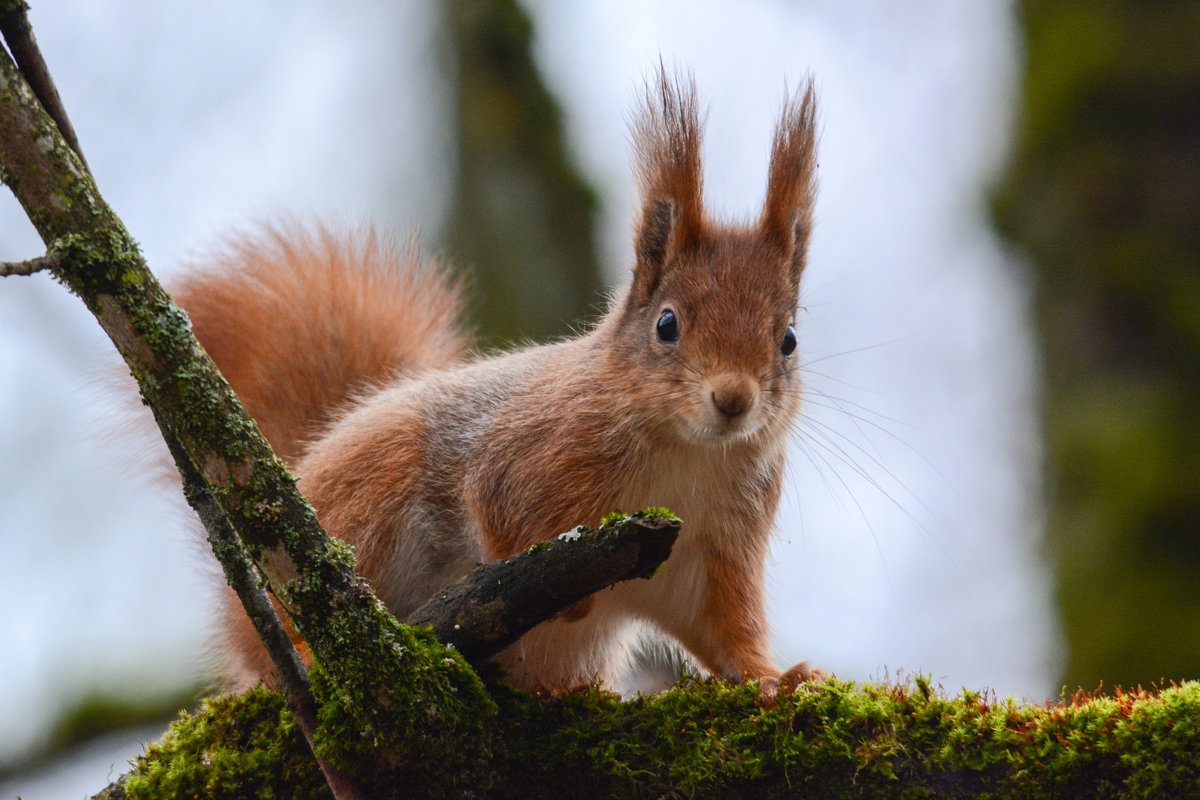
629;64;706;306
761;78;818;286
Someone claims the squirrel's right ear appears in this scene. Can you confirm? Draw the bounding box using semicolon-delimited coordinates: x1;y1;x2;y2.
761;79;818;289
628;66;707;308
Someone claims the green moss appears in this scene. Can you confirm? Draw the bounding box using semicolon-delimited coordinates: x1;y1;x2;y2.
114;678;1200;799
297;592;497;795
122;689;329;800
599;510;628;527
598;508;679;528
636;506;679;523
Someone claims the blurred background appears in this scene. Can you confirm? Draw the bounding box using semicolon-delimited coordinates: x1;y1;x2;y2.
0;0;1194;796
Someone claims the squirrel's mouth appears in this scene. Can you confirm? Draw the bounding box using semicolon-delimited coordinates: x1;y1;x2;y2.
654;384;770;447
699;385;764;441
687;411;765;445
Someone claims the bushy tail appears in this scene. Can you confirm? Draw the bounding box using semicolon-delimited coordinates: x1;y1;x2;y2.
172;222;469;464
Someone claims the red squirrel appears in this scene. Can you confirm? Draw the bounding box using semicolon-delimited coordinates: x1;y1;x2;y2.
172;69;821;693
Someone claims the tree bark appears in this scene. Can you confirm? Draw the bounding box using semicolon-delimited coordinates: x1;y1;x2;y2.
0;0;89;172
409;512;679;664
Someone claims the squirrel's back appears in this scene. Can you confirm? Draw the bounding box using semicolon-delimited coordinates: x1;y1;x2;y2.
172;223;469;463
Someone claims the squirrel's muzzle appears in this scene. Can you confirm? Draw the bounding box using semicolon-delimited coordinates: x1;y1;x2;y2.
709;373;759;423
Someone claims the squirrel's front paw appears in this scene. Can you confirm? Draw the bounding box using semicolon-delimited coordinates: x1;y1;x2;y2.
757;660;829;698
782;660;829;686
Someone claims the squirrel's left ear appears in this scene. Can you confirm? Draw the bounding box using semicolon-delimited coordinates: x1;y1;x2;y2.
760;79;818;288
629;65;707;308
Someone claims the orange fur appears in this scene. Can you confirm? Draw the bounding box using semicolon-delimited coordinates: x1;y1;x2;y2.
174;69;820;692
173;222;467;463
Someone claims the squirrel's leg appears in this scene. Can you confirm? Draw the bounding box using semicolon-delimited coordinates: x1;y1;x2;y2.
688;548;828;693
696;549;778;682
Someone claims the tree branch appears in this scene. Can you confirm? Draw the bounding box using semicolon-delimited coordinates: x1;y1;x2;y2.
0;25;362;800
155;419;365;800
409;512;679;664
0;252;57;275
0;0;90;174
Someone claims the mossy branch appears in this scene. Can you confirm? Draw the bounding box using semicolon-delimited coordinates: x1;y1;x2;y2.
0;15;344;608
0;26;379;799
103;678;1200;799
154;418;364;799
409;512;679;664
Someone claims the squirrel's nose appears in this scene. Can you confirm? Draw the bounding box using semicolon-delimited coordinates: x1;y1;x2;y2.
710;376;757;420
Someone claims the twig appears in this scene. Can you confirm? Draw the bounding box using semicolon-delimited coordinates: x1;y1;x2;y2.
0;0;90;174
0;252;58;276
408;512;680;664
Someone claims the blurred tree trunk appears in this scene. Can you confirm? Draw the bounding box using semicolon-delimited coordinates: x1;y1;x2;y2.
992;1;1200;689
439;0;604;346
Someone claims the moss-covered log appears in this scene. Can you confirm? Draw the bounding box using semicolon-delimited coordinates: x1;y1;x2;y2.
104;678;1200;799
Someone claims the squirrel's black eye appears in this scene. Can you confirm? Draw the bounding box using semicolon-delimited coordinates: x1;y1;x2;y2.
781;325;797;357
656;309;679;343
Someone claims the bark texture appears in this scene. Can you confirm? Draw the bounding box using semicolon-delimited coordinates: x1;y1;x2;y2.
410;513;679;664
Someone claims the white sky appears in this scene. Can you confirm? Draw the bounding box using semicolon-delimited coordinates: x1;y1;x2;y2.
0;1;1058;794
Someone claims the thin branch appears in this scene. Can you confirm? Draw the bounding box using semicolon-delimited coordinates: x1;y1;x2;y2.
408;512;680;664
0;0;91;174
0;252;58;276
157;420;366;800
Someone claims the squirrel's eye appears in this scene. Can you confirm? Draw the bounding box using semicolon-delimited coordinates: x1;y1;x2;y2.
656;309;679;343
780;325;797;357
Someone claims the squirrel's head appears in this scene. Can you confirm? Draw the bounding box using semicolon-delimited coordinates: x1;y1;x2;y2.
611;67;818;448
